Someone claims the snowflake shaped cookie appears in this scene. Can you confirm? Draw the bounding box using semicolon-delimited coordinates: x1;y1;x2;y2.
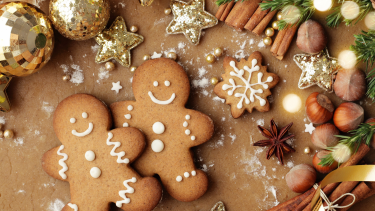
214;52;279;118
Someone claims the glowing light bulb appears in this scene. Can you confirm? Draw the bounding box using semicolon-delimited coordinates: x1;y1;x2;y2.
338;50;357;69
282;94;302;113
365;11;375;30
281;5;301;24
341;1;360;20
313;0;332;12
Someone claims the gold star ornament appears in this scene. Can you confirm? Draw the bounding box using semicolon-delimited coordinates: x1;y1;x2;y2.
0;75;12;112
210;201;226;211
95;16;144;67
294;48;341;92
166;0;218;45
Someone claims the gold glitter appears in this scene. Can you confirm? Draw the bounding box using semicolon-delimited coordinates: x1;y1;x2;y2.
211;201;226;211
49;0;110;40
139;0;154;6
166;0;218;45
95;17;144;67
294;49;340;92
0;2;54;77
0;75;12;112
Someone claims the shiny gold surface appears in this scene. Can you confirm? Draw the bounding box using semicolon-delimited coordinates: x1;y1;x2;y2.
0;74;11;112
49;0;110;40
140;0;155;6
211;201;226;211
95;16;144;67
0;2;54;77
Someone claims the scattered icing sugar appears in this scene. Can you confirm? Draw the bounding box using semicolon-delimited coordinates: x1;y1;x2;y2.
42;102;54;114
269;186;280;206
14;137;24;146
97;67;110;84
151;52;163;59
256;119;264;126
213;96;225;103
258;40;265;48
70;64;84;84
118;2;125;8
91;44;100;52
47;199;65;211
192;78;209;88
130;77;133;83
229;133;236;144
178;42;186;49
222;117;226;121
0;116;5;124
201;164;208;172
35;130;40;135
17;190;26;193
249;38;254;45
202;90;209;96
154;17;170;26
209;134;224;148
285;65;288;68
198;67;207;78
60;64;69;73
286;161;294;168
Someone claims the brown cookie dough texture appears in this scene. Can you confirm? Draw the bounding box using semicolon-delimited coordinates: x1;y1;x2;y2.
214;51;279;118
42;94;162;211
110;58;214;202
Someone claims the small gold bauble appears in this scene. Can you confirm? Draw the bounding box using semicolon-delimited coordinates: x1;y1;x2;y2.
130;66;137;72
211;77;219;85
277;11;283;20
214;47;223;57
4;129;14;139
167;52;177;60
0;131;3;138
265;27;275;37
143;54;151;61
105;61;115;71
62;75;71;81
263;37;273;46
206;54;215;63
130;25;138;33
272;21;279;30
304;147;311;154
164;8;172;15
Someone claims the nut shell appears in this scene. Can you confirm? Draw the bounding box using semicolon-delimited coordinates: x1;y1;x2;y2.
305;92;334;124
296;20;327;54
312;150;338;174
286;164;317;193
334;68;366;101
311;123;340;149
333;102;364;132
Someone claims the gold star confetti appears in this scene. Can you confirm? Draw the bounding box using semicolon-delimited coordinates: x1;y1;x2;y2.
210;201;226;211
95;16;144;67
139;0;154;6
294;48;341;92
166;0;218;45
0;75;12;112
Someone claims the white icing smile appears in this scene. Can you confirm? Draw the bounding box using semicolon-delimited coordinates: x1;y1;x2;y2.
72;122;93;137
148;91;176;105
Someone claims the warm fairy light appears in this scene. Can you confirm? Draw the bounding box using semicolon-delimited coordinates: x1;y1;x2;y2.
365;11;375;30
282;5;301;24
313;0;332;12
283;94;302;113
338;50;357;69
341;1;360;20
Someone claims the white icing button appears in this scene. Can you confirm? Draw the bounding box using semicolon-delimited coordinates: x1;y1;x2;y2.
125;114;131;119
191;136;196;141
185;129;191;135
153;81;158;87
151;139;164;153
152;122;165;134
70;118;76;123
127;105;133;111
90;167;101;178
164;80;171;86
185;115;190;120
184;172;190;178
123;122;129;127
183;121;188;127
176;175;182;182
82;112;88;118
85;150;95;161
191;170;196;176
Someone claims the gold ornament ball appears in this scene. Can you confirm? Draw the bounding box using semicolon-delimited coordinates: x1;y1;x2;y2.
4;129;14;139
214;47;223;57
263;37;273;46
167;52;177;60
143;54;151;61
62;75;71;81
130;25;138;33
272;21;279;30
49;0;110;40
130;66;137;72
0;2;54;77
265;27;275;37
304;147;311;154
211;77;219;85
164;8;172;15
206;54;215;63
105;61;115;71
277;11;283;20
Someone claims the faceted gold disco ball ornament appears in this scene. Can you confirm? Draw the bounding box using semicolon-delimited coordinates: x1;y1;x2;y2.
0;2;54;77
49;0;110;40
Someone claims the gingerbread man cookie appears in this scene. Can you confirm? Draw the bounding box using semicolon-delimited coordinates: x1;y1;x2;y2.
110;58;214;202
214;51;279;118
42;94;162;211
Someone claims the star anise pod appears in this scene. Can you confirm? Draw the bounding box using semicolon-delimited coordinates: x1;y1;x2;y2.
253;119;295;165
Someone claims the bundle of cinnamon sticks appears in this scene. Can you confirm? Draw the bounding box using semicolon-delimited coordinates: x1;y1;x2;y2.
267;143;375;211
270;25;297;60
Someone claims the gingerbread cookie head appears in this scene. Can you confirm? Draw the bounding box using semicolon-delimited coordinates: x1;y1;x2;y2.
132;58;190;107
214;51;279;118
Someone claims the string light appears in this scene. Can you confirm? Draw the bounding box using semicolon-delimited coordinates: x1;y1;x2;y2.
313;0;332;12
338;50;357;69
341;1;360;20
281;5;301;24
365;11;375;30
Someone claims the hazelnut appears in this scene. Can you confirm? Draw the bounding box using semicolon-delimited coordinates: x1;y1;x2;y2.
334;68;366;101
333;102;364;132
311;123;340;149
365;118;375;149
312;150;338;174
305;92;334;124
296;20;327;54
286;164;317;193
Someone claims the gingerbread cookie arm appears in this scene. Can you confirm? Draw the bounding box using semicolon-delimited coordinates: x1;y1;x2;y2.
42;146;70;182
184;110;214;147
110;101;136;128
108;128;145;163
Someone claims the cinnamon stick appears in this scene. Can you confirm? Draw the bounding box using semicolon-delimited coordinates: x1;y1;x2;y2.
274;25;298;60
220;0;235;21
225;0;262;31
244;3;269;31
328;181;359;205
266;186;315;211
252;9;277;36
339;182;373;211
270;28;286;56
215;3;228;19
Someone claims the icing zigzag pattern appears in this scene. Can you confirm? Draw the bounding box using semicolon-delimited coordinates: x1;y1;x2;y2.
116;177;137;207
57;145;68;179
106;132;129;164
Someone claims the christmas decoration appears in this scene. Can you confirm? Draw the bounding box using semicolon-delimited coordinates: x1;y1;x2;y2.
139;0;154;6
49;0;110;40
211;201;226;211
294;49;341;92
95;17;144;67
0;75;11;112
166;0;218;45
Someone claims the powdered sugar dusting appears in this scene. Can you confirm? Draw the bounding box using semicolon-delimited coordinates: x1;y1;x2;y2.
0;116;5;124
213;96;225;103
70;64;84;84
192;78;209;89
47;199;65;211
42;102;54;114
97;67;110;84
14;137;24;146
151;52;163;59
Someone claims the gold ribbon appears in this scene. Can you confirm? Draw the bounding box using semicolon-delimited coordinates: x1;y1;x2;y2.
311;165;375;211
312;184;355;211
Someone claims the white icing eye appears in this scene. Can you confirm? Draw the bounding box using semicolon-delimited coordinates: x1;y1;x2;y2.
164;80;171;86
82;112;88;118
70;118;76;123
153;81;158;87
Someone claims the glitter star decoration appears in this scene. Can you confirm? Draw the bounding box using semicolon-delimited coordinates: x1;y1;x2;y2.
95;16;144;67
0;75;12;112
294;48;341;92
166;0;218;45
210;201;226;211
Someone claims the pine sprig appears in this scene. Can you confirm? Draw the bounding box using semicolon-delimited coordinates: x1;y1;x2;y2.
215;0;237;6
259;0;297;11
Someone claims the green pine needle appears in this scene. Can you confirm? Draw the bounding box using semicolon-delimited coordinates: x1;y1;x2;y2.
215;0;237;6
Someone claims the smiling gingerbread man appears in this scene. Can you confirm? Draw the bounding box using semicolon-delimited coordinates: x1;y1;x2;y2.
42;94;162;211
110;58;214;202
